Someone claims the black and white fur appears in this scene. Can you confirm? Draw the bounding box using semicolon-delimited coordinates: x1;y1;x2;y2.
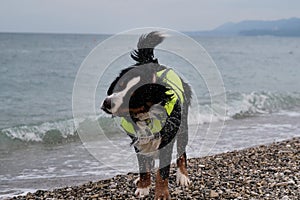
101;31;192;199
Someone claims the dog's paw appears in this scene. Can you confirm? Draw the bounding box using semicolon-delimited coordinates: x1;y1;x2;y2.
134;178;151;197
135;187;150;198
176;169;191;186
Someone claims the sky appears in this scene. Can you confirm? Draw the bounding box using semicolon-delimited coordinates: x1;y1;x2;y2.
1;0;300;34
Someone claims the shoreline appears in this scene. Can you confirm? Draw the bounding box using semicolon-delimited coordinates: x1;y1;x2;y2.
8;137;300;199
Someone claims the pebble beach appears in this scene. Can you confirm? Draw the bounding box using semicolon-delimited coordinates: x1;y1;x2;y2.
8;137;300;200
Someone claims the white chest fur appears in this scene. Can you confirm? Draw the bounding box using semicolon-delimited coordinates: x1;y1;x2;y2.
132;103;166;156
134;137;161;156
133;120;161;156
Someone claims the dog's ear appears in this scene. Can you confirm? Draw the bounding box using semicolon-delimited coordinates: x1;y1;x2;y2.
131;32;165;65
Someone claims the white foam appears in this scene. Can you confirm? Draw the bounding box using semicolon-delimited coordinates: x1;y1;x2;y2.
1;119;76;142
0;188;37;199
227;91;300;118
188;105;228;125
276;111;300;117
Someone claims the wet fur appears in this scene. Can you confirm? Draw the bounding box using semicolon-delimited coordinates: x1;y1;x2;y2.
102;31;192;199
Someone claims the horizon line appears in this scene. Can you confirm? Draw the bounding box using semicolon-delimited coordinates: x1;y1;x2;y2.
1;17;299;36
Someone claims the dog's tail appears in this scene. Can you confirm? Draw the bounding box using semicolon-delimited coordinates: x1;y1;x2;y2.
131;31;165;65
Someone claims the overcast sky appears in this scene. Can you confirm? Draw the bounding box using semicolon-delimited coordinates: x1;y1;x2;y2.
1;0;300;34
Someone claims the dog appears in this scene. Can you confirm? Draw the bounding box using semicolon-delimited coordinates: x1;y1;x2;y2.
101;31;192;199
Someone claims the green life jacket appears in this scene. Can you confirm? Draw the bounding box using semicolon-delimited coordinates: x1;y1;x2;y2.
121;68;185;136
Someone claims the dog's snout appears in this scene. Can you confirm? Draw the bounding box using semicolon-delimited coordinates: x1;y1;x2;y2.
102;98;112;110
101;98;115;114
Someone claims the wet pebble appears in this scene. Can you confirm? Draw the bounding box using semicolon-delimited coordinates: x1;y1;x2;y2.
9;137;300;200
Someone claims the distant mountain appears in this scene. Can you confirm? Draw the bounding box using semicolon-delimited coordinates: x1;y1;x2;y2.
187;18;300;37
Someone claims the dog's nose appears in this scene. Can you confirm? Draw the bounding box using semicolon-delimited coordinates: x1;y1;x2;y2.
101;98;114;113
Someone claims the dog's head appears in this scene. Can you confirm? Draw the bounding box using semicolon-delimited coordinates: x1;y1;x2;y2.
101;32;172;118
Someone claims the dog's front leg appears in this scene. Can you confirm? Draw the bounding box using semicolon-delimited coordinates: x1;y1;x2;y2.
176;152;190;186
176;108;190;186
155;168;170;200
134;153;153;198
155;142;174;200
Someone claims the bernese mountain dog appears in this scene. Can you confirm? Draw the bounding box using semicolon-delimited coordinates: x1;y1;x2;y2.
101;31;192;199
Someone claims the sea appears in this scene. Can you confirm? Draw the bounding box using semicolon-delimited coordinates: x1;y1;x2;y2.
0;32;300;198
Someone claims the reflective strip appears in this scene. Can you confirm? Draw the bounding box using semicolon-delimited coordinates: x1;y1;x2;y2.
156;69;184;103
157;68;184;115
151;118;163;133
164;90;177;116
121;117;163;135
121;117;135;135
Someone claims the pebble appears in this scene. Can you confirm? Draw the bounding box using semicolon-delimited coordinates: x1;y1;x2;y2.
209;190;219;198
8;137;300;200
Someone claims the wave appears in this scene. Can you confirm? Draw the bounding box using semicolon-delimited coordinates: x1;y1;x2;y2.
188;91;300;125
0;117;124;147
0;119;78;146
227;91;300;119
1;91;300;146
